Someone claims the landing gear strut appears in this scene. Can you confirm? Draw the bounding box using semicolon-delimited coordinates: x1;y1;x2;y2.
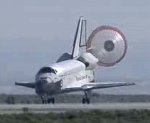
82;91;90;104
41;96;55;104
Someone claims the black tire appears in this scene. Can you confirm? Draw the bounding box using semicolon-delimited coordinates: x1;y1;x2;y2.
42;100;47;104
47;99;51;104
82;98;86;104
47;98;55;104
86;98;90;104
82;98;90;104
52;98;55;104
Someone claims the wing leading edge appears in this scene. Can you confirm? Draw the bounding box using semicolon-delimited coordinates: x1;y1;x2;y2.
82;82;135;90
15;82;35;88
61;82;135;93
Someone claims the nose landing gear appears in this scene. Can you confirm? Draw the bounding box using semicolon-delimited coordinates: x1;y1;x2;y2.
41;95;55;104
47;97;55;104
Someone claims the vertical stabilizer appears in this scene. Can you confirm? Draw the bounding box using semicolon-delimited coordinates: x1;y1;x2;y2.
72;16;86;58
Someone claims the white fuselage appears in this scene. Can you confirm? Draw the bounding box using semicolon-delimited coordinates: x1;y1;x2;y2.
35;59;94;95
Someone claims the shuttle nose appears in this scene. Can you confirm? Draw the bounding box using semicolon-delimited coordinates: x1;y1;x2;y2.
36;79;47;86
35;78;61;94
46;80;61;93
35;79;48;94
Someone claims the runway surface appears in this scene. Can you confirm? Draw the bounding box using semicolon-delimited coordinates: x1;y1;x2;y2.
0;103;150;114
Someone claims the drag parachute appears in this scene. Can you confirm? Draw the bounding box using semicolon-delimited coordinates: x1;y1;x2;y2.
86;26;127;67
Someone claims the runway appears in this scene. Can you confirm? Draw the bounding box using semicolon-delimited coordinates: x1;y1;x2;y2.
0;103;150;114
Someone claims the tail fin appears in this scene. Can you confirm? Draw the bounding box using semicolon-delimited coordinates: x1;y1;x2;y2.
72;16;86;58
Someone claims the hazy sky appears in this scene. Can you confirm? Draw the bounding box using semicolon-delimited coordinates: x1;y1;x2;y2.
0;0;150;94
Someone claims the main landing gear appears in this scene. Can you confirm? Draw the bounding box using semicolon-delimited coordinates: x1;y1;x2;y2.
41;96;55;104
82;91;90;104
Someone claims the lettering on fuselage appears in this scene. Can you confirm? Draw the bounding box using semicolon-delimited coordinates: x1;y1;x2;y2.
76;75;87;81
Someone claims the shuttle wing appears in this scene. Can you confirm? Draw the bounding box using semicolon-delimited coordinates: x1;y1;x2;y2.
15;82;35;88
82;82;135;90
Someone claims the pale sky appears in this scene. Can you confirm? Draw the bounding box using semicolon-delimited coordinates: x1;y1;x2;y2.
0;0;150;94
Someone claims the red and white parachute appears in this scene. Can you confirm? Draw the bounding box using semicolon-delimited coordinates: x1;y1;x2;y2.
86;26;127;67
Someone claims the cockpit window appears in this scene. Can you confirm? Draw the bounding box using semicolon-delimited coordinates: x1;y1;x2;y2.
38;67;56;74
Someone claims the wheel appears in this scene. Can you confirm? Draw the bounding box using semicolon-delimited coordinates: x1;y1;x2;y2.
47;98;55;104
86;98;90;104
52;98;55;104
82;98;90;104
47;98;51;104
42;99;47;104
42;100;45;104
82;98;85;104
